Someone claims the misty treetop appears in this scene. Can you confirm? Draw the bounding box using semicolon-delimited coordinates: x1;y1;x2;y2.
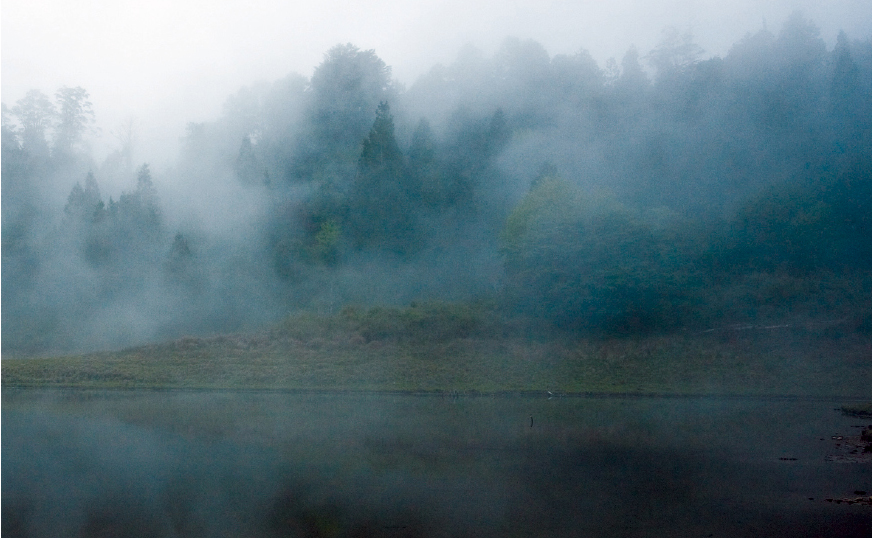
3;12;871;354
5;86;95;163
61;164;166;276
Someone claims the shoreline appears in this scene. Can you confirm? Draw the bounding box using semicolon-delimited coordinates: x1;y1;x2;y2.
3;384;869;402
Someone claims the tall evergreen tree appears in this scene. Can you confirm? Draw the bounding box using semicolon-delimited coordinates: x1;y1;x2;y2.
117;163;162;241
349;102;420;253
64;171;104;223
358;102;403;173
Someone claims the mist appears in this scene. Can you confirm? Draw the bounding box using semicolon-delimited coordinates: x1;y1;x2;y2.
6;6;872;538
3;5;872;354
4;1;870;166
6;390;871;537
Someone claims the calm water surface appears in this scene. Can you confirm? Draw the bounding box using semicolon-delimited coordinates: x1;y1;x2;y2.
3;389;871;537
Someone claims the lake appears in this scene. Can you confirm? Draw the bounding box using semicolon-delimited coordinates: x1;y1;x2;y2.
3;389;871;537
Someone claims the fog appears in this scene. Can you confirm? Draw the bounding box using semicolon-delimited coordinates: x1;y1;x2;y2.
3;1;870;166
5;8;872;538
3;3;872;354
5;390;871;537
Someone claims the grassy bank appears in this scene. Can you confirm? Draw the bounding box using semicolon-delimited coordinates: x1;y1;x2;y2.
3;305;870;397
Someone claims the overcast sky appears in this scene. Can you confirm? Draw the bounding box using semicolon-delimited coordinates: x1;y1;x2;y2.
3;0;871;165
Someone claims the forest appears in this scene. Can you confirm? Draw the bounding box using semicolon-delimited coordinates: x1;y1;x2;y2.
2;12;871;355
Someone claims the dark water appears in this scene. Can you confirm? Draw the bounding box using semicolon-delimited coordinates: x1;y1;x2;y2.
3;389;871;537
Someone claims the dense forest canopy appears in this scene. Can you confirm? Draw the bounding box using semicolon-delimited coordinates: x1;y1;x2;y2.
3;13;871;354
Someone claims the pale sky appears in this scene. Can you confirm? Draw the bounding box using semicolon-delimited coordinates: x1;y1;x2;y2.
3;0;871;165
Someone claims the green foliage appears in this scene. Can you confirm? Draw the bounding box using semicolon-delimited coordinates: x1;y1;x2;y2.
272;301;495;345
501;174;691;334
501;174;585;253
725;157;872;274
8;30;872;355
359;102;402;169
306;219;342;265
348;102;422;254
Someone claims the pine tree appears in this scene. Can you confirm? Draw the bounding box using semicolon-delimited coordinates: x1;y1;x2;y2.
350;102;420;253
64;171;104;223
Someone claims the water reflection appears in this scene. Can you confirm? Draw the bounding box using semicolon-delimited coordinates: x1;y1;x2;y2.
3;390;871;537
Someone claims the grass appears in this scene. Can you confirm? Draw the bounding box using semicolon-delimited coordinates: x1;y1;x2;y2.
3;303;871;397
